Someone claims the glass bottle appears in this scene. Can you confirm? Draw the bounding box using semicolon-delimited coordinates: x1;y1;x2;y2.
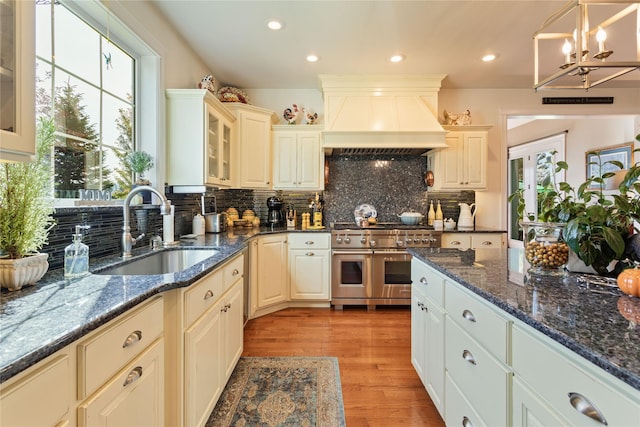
427;201;435;226
64;225;91;279
435;200;443;220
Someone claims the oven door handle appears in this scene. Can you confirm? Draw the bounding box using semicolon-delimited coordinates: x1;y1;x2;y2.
332;250;373;256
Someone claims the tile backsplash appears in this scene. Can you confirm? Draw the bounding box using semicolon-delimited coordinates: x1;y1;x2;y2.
40;155;472;270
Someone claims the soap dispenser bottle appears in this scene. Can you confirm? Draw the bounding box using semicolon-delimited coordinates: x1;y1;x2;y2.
64;225;91;279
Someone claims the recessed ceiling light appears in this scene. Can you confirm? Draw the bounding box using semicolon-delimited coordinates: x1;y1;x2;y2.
390;54;405;63
482;54;496;62
266;19;283;30
306;54;319;62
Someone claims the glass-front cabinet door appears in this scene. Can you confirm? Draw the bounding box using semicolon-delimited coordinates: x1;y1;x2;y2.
0;0;35;162
206;107;220;183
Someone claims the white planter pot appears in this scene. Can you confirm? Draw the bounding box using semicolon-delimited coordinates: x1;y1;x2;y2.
0;253;49;291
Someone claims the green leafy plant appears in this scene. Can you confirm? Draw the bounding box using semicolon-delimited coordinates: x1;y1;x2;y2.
0;117;56;259
126;150;153;183
510;137;640;276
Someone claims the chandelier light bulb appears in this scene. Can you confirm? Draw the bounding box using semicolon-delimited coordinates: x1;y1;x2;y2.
596;26;607;50
562;38;572;64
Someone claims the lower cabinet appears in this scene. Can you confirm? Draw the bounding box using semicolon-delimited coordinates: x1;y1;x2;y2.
441;232;505;249
0;349;72;427
250;234;288;314
411;257;640;427
288;233;330;301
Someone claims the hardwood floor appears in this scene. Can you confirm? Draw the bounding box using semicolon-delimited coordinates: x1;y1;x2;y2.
242;306;445;427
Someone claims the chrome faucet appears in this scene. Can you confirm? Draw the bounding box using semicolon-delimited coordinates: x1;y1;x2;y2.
122;185;172;258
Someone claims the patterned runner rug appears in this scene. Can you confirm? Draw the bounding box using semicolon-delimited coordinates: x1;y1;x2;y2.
206;356;346;427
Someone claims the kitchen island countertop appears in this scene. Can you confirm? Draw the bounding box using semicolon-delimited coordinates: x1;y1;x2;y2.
0;226;328;382
408;247;640;392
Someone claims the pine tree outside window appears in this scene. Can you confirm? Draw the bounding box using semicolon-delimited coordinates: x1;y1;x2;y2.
35;0;135;200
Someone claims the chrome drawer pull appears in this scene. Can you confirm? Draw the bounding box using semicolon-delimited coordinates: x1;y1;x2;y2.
462;416;474;427
462;349;477;365
306;252;315;256
568;392;608;425
204;289;215;300
122;330;142;348
481;241;492;245
123;366;143;387
420;277;428;285
305;240;315;245
462;309;476;323
451;241;462;245
232;268;240;276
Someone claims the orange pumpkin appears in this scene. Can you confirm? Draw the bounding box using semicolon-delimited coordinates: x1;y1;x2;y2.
616;268;640;297
617;296;640;324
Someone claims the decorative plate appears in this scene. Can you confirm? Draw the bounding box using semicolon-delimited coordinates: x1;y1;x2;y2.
354;204;377;224
217;86;251;104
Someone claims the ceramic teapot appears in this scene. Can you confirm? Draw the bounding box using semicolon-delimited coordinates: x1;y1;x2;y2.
458;203;476;228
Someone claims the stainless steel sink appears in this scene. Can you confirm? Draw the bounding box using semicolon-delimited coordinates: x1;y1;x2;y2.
96;249;219;275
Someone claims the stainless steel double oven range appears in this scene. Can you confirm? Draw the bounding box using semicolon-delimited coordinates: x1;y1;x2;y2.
331;223;442;309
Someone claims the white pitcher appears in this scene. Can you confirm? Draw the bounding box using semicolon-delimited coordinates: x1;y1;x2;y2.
457;203;476;228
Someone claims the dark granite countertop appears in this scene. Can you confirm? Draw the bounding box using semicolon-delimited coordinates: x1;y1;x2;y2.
0;226;328;382
408;247;640;392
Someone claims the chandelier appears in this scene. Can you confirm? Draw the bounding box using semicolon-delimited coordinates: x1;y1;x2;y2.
533;0;640;90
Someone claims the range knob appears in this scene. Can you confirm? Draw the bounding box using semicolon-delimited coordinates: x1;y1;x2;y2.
344;236;351;244
335;235;343;244
360;236;367;244
370;239;376;247
396;240;404;247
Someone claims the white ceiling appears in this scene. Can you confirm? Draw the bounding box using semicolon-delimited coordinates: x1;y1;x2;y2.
150;0;640;91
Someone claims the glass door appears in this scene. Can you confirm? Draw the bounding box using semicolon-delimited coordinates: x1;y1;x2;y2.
206;107;219;183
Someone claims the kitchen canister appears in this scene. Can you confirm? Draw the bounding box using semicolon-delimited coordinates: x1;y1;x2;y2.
192;214;205;235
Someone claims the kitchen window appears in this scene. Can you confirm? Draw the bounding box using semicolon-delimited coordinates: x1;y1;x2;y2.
34;0;160;203
508;132;566;247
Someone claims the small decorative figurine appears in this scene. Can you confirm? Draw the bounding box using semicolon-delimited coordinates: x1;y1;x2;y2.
443;109;472;126
283;104;299;124
303;107;318;125
198;74;216;94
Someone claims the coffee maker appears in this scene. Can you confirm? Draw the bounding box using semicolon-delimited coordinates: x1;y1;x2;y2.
267;196;284;226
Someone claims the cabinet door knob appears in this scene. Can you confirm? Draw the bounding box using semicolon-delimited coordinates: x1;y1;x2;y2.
420;277;428;285
232;268;240;276
123;366;143;387
204;289;215;300
122;330;142;348
462;309;476;323
462;349;476;365
568;392;608;425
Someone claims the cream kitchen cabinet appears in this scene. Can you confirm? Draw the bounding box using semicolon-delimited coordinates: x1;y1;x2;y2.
429;125;492;190
249;234;288;316
165;252;245;427
77;296;165;427
0;347;72;427
166;89;236;188
441;232;505;250
288;233;330;301
0;0;35;162
411;259;446;418
272;125;324;190
226;103;278;189
511;323;640;427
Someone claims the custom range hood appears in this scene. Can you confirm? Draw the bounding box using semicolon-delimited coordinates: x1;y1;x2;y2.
319;75;448;155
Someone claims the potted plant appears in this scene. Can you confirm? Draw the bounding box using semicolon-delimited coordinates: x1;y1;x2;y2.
511;135;640;277
0;117;56;290
126;150;154;203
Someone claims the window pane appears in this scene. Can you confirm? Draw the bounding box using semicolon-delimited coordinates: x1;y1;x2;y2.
102;38;134;100
35;59;52;118
54;70;100;141
103;93;133;150
35;1;51;60
54;5;100;86
103;146;129;197
54;136;96;198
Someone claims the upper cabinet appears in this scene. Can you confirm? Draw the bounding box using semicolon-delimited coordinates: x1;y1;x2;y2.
225;103;278;189
272;125;324;190
429;125;492;191
0;0;36;162
166;89;236;188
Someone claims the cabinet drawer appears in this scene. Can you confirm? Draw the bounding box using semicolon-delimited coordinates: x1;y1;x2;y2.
445;282;509;362
411;259;445;306
77;296;164;398
1;352;70;426
185;268;224;325
471;233;503;248
446;318;510;427
442;233;471;249
512;325;640;427
223;253;244;291
288;233;330;249
445;371;488;427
